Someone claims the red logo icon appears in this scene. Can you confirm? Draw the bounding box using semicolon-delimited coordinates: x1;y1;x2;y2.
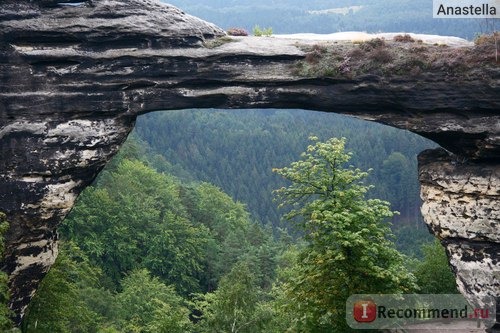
353;300;377;322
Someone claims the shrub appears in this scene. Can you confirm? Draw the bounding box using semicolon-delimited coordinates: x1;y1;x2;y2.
360;37;386;51
414;240;457;294
226;28;248;36
474;32;499;62
474;32;499;45
338;56;351;74
369;48;393;63
400;57;428;74
347;47;365;60
304;45;327;64
310;43;327;53
253;25;273;37
394;34;415;43
304;51;322;64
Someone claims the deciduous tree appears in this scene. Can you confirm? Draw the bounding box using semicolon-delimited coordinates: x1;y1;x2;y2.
273;137;417;332
414;240;458;294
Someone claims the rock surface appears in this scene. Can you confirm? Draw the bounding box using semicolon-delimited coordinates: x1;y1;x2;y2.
0;0;499;325
419;149;499;330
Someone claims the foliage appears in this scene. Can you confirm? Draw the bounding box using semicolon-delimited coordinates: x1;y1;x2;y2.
380;152;420;223
253;25;273;36
22;244;194;332
15;1;480;329
369;47;393;63
296;40;394;77
267;245;308;332
475;31;499;45
392;224;434;258
394;34;416;43
359;37;386;51
204;36;235;48
61;159;212;294
22;242;102;333
474;32;499;62
414;240;458;294
226;28;248;36
114;269;192;333
53;151;284;331
0;212;13;330
135;109;435;232
273;137;417;332
194;261;273;333
19;134;448;332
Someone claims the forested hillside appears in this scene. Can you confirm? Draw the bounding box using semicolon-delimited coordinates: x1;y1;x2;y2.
19;138;456;332
135;110;436;229
163;0;495;39
22;145;284;332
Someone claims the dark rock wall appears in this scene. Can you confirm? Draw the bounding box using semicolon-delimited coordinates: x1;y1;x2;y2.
0;114;134;322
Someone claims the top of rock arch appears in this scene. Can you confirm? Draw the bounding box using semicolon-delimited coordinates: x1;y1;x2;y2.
0;0;224;48
1;0;499;160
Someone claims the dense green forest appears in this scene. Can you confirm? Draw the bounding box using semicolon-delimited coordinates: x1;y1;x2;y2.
135;110;436;233
17;137;456;332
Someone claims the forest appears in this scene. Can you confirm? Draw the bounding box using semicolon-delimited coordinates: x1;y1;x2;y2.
163;0;496;39
0;110;459;332
1;0;490;331
16;135;456;332
135;110;434;231
0;111;458;331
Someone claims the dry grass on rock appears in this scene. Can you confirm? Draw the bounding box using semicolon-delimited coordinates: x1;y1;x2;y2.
295;33;499;79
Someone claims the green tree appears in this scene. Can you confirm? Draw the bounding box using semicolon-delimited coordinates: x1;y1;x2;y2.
267;245;307;332
135;109;435;232
273;137;417;332
143;212;210;295
194;261;273;333
186;182;274;292
0;212;13;330
381;152;421;223
22;241;102;333
61;159;211;294
114;269;192;333
253;25;273;36
414;240;458;294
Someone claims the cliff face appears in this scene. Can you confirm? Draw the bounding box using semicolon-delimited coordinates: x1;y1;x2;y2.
419;149;499;316
0;0;499;325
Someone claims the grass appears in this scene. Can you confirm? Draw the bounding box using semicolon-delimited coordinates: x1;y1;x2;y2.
253;25;273;37
204;36;236;49
475;32;498;62
393;34;416;43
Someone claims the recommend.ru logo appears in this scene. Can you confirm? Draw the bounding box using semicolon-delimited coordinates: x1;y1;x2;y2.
346;294;496;330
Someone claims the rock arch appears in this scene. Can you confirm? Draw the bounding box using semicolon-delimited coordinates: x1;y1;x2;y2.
0;0;499;326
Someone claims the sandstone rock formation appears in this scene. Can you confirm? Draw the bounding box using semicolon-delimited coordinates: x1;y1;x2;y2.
0;0;498;327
